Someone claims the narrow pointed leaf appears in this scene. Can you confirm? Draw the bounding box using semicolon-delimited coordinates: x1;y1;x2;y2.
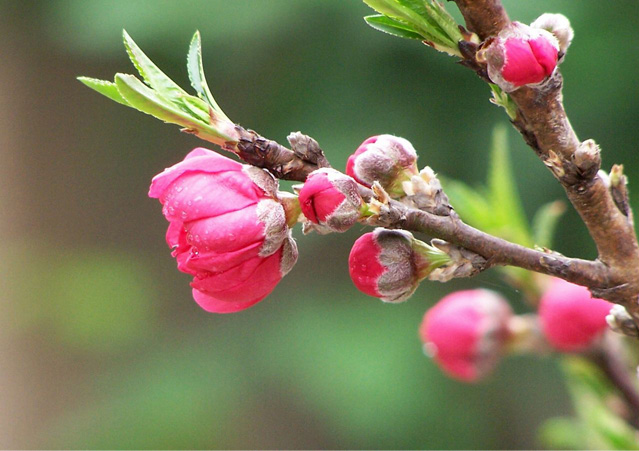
532;200;566;248
440;177;495;231
364;15;423;40
186;31;230;121
178;95;213;123
77;77;130;106
122;30;187;102
487;124;531;246
423;0;463;43
114;74;234;143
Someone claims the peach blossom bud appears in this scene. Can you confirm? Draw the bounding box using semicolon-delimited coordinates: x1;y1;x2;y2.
531;13;573;57
481;22;559;92
149;148;297;313
419;289;513;382
538;278;613;351
346;135;418;197
298;168;363;234
348;228;447;303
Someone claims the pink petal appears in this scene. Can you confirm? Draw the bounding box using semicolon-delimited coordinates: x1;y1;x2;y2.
159;172;264;222
149;148;243;199
299;172;345;223
183;241;263;274
501;39;546;86
348;233;385;297
529;37;558;77
190;249;283;312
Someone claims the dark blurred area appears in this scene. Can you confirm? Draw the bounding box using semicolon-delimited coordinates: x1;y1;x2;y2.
1;0;638;448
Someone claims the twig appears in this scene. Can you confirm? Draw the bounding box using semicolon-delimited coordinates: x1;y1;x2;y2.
452;0;639;322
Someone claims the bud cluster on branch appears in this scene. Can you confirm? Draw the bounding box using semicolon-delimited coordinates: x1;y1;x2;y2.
79;0;639;438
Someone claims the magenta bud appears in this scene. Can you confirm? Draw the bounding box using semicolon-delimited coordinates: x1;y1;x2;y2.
149;148;297;313
538;278;613;352
419;289;513;382
349;229;419;303
298;168;363;234
348;228;444;303
481;22;559;92
346;135;418;196
531;13;573;57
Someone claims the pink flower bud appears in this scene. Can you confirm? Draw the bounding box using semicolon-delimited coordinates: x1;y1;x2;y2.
481;22;559;92
149;148;297;313
419;289;513;382
298;168;363;234
346;135;418;196
538;278;613;352
348;228;431;303
531;13;573;57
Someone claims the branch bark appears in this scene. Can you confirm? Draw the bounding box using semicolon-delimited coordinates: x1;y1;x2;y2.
452;0;639;322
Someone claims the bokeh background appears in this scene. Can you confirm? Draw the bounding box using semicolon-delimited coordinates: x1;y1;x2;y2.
1;0;638;448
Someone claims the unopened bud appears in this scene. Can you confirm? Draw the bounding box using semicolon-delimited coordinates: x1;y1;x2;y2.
419;289;513;382
298;168;363;234
346;135;418;197
530;13;573;58
428;239;486;281
538;278;613;352
348;228;449;303
401;166;451;215
479;22;559;92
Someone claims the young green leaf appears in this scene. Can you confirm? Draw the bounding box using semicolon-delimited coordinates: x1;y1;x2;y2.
487;124;531;246
77;77;130;107
440;177;494;232
561;358;639;450
532;200;566;248
364;15;423;40
186;31;230;121
122;30;187;102
114;73;234;144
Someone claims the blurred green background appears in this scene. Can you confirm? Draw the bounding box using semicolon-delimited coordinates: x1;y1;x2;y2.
1;0;638;448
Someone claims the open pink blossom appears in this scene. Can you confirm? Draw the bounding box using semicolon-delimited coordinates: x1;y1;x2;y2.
539;278;613;352
346;135;418;196
149;148;297;313
482;22;559;92
298;168;363;234
419;289;513;382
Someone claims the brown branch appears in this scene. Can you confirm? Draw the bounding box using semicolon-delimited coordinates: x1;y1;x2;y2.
588;336;639;428
452;0;639;321
224;126;328;182
364;192;612;289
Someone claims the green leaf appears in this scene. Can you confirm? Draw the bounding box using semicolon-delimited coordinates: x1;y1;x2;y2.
114;73;233;143
532;200;566;248
440;177;494;232
487;124;531;246
178;94;213;123
538;417;586;450
77;76;130;106
561;357;639;450
186;31;230;121
122;29;187;102
362;0;460;53
421;0;463;44
364;15;423;40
